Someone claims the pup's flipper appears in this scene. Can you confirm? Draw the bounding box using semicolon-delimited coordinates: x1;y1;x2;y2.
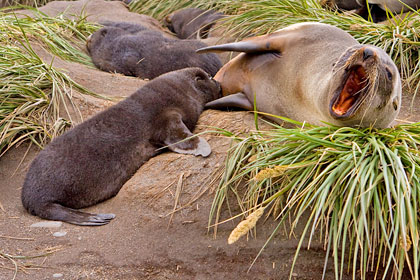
205;92;253;110
34;202;115;226
163;113;211;157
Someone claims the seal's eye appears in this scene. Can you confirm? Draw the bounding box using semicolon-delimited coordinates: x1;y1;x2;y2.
393;99;398;111
386;68;393;81
100;29;108;37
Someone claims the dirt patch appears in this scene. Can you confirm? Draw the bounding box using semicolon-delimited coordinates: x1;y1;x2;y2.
1;1;419;280
1;110;350;280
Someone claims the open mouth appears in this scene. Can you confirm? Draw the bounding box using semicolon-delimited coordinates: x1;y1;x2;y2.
331;65;368;118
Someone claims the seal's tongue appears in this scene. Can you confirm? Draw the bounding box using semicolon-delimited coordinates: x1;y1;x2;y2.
332;66;367;116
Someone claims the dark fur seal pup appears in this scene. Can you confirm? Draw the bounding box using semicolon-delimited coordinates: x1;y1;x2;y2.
321;0;360;10
359;0;419;22
356;0;419;12
322;0;419;22
86;22;222;79
21;68;221;226
198;22;402;128
100;21;149;34
164;8;225;39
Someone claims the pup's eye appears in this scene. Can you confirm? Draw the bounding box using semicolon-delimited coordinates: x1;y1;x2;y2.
386;68;393;81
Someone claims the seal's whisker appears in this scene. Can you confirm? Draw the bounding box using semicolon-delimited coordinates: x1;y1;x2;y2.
358;81;380;125
351;66;379;128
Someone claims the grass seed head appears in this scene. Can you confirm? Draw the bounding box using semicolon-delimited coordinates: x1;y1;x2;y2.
254;166;286;181
228;207;265;244
399;235;412;252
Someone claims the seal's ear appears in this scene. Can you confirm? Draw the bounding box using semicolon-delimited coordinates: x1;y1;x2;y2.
163;113;211;157
164;14;173;24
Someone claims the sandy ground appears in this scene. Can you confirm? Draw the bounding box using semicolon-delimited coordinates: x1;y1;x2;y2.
1;1;419;279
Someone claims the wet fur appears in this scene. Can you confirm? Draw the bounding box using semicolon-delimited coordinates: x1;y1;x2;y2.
21;68;220;226
87;22;222;79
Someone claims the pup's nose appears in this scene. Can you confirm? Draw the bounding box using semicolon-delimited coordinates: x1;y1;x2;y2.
363;48;375;61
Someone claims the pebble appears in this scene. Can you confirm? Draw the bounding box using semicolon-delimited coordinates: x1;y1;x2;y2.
53;231;67;237
30;221;62;228
53;273;63;278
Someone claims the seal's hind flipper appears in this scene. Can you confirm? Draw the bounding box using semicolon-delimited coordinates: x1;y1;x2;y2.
163;113;211;157
34;202;115;226
72;213;116;226
205;92;253;110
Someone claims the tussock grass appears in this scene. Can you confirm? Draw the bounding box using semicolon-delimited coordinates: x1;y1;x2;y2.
131;0;420;278
0;9;100;66
212;117;420;279
0;42;82;156
0;11;102;156
1;0;63;7
0;245;64;280
130;0;420;93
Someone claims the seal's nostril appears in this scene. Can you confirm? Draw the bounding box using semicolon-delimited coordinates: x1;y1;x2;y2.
363;48;374;61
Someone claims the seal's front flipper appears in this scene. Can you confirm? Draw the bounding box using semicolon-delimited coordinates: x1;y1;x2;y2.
196;32;289;54
163;114;211;157
205;92;253;110
167;135;211;157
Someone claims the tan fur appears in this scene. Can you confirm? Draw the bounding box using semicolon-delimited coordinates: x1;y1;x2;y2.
200;22;402;128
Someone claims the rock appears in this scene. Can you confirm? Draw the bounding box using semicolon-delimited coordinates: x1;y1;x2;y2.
53;231;67;237
30;221;62;228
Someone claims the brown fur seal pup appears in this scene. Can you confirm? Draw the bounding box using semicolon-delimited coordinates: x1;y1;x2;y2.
164;8;225;39
86;22;222;79
197;22;401;128
21;68;221;226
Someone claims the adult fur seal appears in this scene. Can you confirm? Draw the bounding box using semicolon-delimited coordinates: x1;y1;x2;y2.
86;22;222;79
197;22;401;128
164;8;225;39
21;68;221;226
